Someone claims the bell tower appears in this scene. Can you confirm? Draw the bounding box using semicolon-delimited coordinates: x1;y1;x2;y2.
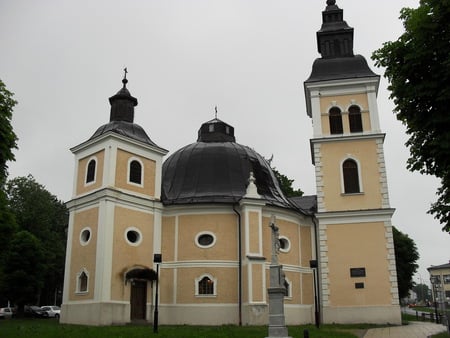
304;1;401;324
61;72;168;325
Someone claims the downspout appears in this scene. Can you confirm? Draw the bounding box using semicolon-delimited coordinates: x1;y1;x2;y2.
233;204;242;326
312;215;321;327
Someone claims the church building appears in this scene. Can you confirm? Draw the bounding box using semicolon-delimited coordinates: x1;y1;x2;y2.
61;1;401;326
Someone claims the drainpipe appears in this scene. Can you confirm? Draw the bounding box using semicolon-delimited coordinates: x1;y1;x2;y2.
312;215;321;327
233;205;242;326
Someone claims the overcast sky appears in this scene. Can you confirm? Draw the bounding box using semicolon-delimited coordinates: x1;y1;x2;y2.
1;0;448;287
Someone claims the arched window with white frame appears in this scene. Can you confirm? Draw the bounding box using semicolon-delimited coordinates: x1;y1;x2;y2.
329;107;343;134
195;274;217;297
76;268;89;294
348;105;363;133
85;157;97;184
284;277;292;298
342;158;361;194
128;157;143;186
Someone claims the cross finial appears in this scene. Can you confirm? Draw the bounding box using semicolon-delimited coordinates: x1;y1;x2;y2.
122;67;128;87
214;106;218;119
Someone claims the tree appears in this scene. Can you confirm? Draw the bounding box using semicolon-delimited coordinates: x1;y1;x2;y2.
5;175;68;305
372;0;450;232
0;79;18;187
412;283;431;303
393;227;419;299
2;231;45;312
272;168;304;198
0;79;18;307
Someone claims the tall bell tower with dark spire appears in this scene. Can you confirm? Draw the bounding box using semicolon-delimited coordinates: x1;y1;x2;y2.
304;1;401;325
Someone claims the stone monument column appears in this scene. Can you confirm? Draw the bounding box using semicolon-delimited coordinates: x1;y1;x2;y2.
266;216;291;338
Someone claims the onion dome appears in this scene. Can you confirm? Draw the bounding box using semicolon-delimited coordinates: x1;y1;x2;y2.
89;71;164;149
161;118;292;208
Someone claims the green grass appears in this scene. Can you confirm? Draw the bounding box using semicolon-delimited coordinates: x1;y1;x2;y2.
431;333;450;338
0;319;374;338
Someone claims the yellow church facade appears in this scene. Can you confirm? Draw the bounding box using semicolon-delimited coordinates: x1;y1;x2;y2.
61;1;401;326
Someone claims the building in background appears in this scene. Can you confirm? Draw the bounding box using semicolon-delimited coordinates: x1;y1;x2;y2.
428;262;450;306
61;1;401;326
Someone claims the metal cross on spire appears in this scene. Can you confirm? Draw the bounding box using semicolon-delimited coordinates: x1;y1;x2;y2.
214;106;218;119
122;67;128;87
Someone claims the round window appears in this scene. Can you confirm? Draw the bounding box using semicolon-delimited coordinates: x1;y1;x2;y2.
279;237;290;252
125;227;142;246
195;232;216;248
80;228;91;246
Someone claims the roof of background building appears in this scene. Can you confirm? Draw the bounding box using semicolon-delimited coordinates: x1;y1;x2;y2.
427;262;450;271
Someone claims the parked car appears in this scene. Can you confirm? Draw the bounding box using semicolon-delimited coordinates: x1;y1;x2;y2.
41;305;60;318
0;307;14;319
24;305;48;318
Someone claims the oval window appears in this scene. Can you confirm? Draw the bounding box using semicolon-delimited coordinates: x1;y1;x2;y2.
195;232;216;248
125;227;142;246
279;237;290;253
80;228;91;246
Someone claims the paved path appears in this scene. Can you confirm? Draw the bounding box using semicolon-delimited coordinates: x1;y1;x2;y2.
364;321;447;338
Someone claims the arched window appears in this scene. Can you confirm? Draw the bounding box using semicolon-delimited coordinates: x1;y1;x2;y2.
77;269;89;293
284;278;291;298
197;276;215;295
86;159;96;183
348;105;363;132
329;107;343;134
129;160;142;185
343;159;360;194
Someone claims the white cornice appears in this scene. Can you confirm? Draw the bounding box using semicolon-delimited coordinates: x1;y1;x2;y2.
66;187;164;212
316;208;395;225
304;76;380;94
310;132;385;144
70;131;168;156
162;204;236;216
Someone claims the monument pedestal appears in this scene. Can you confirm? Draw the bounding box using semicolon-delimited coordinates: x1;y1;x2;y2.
266;265;292;338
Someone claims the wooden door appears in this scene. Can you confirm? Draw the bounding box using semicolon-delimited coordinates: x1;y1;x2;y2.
130;280;147;320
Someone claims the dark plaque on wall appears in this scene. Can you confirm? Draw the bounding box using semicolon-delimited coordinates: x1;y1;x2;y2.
355;282;365;289
350;267;366;277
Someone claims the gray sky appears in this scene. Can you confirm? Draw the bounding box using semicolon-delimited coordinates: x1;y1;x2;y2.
1;0;448;287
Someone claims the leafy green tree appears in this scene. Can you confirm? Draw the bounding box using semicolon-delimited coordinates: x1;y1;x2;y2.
2;230;45;312
272;168;303;198
372;0;450;232
0;79;18;187
412;283;431;303
393;227;419;299
6;175;68;305
0;79;18;306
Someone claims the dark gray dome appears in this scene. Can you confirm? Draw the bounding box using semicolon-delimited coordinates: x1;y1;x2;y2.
161;119;292;208
90;121;162;148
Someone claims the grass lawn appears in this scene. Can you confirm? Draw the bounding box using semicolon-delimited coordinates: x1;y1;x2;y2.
0;318;375;338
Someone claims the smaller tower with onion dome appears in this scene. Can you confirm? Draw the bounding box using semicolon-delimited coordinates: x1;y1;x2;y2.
61;71;168;325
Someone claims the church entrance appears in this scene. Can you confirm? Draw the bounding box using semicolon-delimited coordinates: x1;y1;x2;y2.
130;280;147;321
